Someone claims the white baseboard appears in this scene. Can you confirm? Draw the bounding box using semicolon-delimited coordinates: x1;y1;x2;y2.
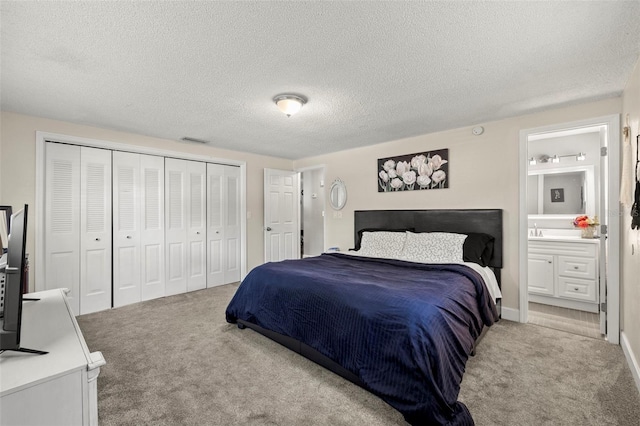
500;307;520;322
621;331;640;395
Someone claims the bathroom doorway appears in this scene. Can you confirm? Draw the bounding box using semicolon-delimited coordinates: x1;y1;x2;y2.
519;115;620;344
299;166;326;258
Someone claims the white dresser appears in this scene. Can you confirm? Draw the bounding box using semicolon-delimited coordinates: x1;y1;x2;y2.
0;289;105;425
528;238;600;313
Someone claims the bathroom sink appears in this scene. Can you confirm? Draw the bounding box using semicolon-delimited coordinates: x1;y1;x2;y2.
528;228;582;239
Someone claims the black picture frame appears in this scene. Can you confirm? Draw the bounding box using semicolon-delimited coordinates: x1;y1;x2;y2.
377;148;449;192
550;188;565;203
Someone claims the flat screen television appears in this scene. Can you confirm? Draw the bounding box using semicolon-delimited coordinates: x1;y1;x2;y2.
0;204;47;355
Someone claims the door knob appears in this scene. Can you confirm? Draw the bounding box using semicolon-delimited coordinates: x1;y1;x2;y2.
95;238;100;241
126;235;132;239
266;227;272;231
196;231;200;235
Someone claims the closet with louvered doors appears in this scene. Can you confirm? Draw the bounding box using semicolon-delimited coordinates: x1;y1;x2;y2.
165;158;207;296
112;151;165;308
42;140;242;315
44;143;112;315
207;163;241;287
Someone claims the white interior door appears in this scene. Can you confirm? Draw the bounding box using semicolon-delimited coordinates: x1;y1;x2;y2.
264;169;300;262
113;151;141;307
140;154;165;301
165;158;188;296
187;160;206;291
79;147;112;314
44;143;81;314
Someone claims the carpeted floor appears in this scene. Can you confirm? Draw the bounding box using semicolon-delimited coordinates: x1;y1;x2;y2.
77;284;640;426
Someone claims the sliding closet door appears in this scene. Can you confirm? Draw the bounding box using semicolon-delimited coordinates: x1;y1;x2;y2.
187;161;206;291
79;147;112;314
113;151;142;307
44;143;81;314
140;155;165;301
207;164;240;287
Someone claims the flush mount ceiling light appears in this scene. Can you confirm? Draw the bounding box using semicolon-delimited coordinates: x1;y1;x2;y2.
273;94;307;117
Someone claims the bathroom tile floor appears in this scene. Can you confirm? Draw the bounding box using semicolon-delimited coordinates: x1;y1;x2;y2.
528;302;603;340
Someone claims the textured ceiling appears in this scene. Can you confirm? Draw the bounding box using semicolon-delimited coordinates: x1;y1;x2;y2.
2;1;639;160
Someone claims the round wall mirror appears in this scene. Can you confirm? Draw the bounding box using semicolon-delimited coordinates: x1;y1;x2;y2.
329;178;347;210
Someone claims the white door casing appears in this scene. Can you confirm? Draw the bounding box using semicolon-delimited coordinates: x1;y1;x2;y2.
79;147;112;314
36;131;248;304
518;115;620;344
264;169;300;262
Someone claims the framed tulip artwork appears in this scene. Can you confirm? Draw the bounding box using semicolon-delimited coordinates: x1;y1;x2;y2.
377;149;449;192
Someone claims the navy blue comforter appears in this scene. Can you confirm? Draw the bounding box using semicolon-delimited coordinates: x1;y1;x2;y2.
225;253;499;425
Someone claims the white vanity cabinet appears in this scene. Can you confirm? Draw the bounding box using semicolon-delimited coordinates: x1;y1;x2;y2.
528;238;599;313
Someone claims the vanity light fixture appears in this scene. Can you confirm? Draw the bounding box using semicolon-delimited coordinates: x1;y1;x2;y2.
530;152;587;165
273;94;307;117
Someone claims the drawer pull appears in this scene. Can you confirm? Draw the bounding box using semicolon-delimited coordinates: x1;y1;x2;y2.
574;287;580;291
574;266;579;270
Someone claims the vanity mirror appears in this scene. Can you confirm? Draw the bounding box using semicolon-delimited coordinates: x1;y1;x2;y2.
329;178;347;210
527;165;595;217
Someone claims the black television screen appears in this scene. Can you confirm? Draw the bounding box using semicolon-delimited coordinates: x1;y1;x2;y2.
0;204;46;355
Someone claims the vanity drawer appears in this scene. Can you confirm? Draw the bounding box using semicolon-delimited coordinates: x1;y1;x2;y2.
528;241;597;257
558;256;596;279
558;276;597;302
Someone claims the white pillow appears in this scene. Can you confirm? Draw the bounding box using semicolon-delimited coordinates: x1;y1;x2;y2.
401;232;467;263
358;231;407;259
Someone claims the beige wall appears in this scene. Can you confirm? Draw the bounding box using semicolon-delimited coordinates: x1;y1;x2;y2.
621;58;640;376
294;97;621;311
2;92;635;364
0;111;292;288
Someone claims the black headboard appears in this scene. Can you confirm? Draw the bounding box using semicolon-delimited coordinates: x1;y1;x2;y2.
354;209;503;270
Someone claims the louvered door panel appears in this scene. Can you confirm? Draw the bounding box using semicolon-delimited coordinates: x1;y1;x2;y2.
206;164;225;287
45;143;81;314
165;158;188;295
187;160;206;291
113;151;141;307
224;166;241;283
140;154;165;301
79;147;112;314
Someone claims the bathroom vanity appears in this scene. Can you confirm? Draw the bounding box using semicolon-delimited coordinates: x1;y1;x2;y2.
528;236;600;313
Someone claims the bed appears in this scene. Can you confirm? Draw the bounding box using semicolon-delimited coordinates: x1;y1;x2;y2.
225;209;502;425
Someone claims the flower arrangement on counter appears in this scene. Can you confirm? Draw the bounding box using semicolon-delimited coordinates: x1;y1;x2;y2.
573;215;599;238
572;215;599;229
